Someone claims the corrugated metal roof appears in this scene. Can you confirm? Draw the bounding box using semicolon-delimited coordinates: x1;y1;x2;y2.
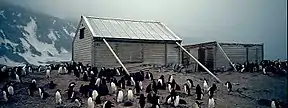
84;16;182;41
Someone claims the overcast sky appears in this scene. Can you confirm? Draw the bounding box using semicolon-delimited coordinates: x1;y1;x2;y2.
5;0;287;60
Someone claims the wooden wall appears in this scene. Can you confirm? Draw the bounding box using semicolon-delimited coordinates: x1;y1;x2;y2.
72;20;93;66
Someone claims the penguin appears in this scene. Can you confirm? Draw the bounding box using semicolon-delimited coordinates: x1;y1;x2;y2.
208;84;217;97
55;89;62;104
92;90;98;101
15;74;21;83
110;82;117;94
138;94;146;108
40;89;49;99
263;67;267;75
165;95;172;104
49;81;57;89
203;78;209;92
38;87;43;97
115;68;121;76
103;100;114;108
241;65;245;72
130;77;136;86
3;91;8;102
95;78;101;87
146;84;152;93
28;79;37;96
7;85;14;96
187;79;194;89
271;99;280;108
116;90;124;103
87;97;94;108
225;81;232;94
135;81;141;94
95;95;101;104
147;92;154;103
22;65;26;75
73;97;82;107
183;84;190;95
145;72;153;80
168;75;173;83
83;71;88;81
193;101;203;108
58;66;63;74
174;95;180;107
127;88;134;101
139;81;143;90
196;84;203;100
46;69;51;78
168;83;172;93
208;96;215;108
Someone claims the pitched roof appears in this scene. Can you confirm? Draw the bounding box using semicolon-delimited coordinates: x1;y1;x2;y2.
83;16;181;41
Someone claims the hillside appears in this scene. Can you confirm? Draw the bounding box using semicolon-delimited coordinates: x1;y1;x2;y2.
0;1;76;66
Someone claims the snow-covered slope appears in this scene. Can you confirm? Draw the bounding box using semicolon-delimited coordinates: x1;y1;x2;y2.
0;1;76;66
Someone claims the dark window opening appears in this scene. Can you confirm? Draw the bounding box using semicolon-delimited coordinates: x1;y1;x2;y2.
79;28;85;39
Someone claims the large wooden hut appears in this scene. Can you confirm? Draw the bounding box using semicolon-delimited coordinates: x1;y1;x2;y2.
72;16;182;68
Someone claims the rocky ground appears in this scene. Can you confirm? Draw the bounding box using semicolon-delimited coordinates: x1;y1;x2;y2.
0;65;287;108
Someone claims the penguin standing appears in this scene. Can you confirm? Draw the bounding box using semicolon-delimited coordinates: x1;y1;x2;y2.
138;94;146;108
127;88;134;101
208;96;215;108
203;79;209;92
103;100;114;108
3;91;8;102
28;79;37;96
225;81;232;94
174;95;180;107
46;69;51;78
39;87;49;99
187;79;194;89
87;97;94;108
110;82;117;94
15;74;21;83
55;89;62;104
49;81;57;89
92;90;98;101
168;75;173;83
116;90;124;103
183;84;190;95
193;101;202;108
263;67;267;75
208;84;217;97
73;97;82;107
130;77;136;86
271;99;280;108
196;84;203;100
7;85;14;96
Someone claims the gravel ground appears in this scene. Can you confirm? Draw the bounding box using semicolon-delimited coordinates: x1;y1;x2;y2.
0;66;287;108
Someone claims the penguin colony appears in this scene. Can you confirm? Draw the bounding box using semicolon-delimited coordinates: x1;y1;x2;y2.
0;60;287;108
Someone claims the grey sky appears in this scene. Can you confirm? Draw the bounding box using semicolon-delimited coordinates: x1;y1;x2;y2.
5;0;287;60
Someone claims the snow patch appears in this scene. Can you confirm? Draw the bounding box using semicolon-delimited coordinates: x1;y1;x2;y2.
47;30;57;41
60;47;68;53
0;29;18;48
12;12;15;15
0;10;6;19
17;13;21;17
53;20;56;24
0;56;24;66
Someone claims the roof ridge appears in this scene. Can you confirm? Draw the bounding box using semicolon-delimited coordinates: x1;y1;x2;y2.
85;16;160;23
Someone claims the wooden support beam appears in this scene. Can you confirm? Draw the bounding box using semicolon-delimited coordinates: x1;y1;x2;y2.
103;38;130;76
176;42;222;83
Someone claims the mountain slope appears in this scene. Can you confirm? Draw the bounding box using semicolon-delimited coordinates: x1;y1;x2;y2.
0;1;76;65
